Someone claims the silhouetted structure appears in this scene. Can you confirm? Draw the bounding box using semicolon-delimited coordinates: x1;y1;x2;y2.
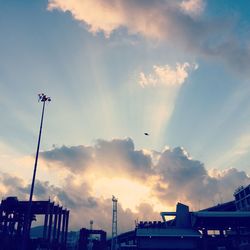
234;184;250;211
0;196;69;250
111;196;118;250
107;186;250;250
78;228;106;250
22;93;51;250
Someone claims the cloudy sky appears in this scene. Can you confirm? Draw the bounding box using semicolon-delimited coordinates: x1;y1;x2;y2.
1;0;250;234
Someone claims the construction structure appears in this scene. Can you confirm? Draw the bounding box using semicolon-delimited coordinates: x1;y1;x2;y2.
0;196;69;250
111;196;118;250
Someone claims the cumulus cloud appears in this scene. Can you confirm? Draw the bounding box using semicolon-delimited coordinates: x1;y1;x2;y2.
139;63;198;87
2;138;250;233
0;171;158;234
154;147;250;209
41;138;153;179
47;0;250;74
41;138;250;210
40;145;93;173
179;0;205;17
47;0;204;39
0;172;27;199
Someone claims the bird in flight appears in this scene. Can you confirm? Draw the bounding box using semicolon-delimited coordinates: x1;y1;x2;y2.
144;133;149;136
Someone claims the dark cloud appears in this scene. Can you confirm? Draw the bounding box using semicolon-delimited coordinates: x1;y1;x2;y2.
157;147;207;184
158;4;250;75
41;138;153;179
0;171;154;234
0;172;27;200
94;138;153;178
1;140;250;233
215;168;250;201
154;147;250;209
41;139;250;210
135;203;161;221
40;145;93;173
19;180;49;198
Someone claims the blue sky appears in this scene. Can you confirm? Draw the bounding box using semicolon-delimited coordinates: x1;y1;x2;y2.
1;0;250;231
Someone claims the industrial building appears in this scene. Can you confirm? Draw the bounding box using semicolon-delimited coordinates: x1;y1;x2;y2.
107;184;250;250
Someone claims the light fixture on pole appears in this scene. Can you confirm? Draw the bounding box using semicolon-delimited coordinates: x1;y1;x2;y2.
29;93;51;204
22;93;51;250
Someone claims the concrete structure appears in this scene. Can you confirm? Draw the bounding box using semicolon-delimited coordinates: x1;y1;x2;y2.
137;203;202;250
0;196;69;250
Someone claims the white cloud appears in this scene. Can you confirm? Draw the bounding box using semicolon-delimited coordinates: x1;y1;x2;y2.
179;0;205;17
47;0;204;39
48;0;125;38
47;0;250;75
155;147;250;209
139;63;198;87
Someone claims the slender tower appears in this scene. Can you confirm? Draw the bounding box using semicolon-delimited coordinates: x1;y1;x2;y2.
22;93;51;250
111;196;118;250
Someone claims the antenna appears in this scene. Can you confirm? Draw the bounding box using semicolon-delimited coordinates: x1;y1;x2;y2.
111;196;118;250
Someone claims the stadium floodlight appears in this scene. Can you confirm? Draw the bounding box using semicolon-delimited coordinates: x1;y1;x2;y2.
22;93;51;250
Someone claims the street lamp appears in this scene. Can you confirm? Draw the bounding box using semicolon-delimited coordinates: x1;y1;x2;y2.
29;93;51;204
22;93;51;249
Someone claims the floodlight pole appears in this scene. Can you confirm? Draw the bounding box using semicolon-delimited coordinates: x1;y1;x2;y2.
22;94;51;250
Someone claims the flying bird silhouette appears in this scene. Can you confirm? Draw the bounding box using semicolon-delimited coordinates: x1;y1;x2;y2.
144;133;149;136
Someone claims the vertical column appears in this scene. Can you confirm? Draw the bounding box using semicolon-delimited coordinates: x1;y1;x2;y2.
56;207;62;243
47;202;54;243
17;213;23;237
10;213;15;237
61;210;66;243
64;210;69;245
52;205;59;242
0;203;3;233
43;201;49;239
3;212;9;235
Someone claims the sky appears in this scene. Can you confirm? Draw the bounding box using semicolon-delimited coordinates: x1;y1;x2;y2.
1;0;250;235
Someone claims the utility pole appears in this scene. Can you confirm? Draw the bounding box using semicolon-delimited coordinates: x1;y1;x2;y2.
111;195;118;250
22;93;51;250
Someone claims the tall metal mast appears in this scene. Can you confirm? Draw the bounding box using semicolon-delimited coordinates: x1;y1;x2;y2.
22;93;51;250
111;195;118;250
